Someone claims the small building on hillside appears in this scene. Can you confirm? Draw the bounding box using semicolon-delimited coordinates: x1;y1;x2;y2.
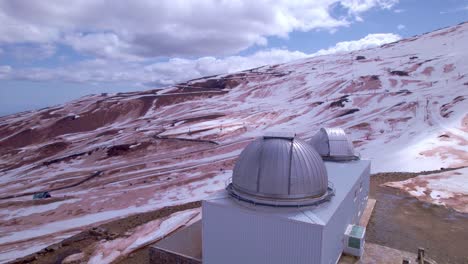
309;127;357;161
202;131;370;264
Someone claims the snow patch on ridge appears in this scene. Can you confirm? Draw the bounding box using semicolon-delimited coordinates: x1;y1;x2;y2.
384;167;468;213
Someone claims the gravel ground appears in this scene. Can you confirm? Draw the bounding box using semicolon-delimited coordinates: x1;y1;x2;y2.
367;168;468;264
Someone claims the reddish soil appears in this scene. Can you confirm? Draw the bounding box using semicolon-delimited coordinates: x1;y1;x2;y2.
319;80;346;96
421;66;435;76
407;63;421;73
400;79;420;87
440;96;465;118
341;76;381;94
154;92;227;109
385;117;412;127
420;146;468;167
443;64;455;73
462;114;468;133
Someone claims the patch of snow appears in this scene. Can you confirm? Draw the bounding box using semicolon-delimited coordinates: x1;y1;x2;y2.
88;208;200;264
0;242;50;263
384;167;468;212
409;186;427;197
129;143;141;149
1;198;81;221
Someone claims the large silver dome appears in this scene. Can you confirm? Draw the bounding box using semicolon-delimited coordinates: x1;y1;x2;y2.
309;128;357;161
227;134;333;207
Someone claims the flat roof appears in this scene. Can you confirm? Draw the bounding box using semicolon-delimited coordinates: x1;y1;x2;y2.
204;159;370;226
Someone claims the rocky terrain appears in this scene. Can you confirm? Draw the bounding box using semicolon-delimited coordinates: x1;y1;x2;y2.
0;22;467;263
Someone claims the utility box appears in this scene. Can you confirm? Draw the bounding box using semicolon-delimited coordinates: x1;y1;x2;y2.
344;225;366;257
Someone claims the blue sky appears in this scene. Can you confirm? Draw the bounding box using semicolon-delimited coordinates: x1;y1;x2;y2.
0;0;467;116
247;0;468;54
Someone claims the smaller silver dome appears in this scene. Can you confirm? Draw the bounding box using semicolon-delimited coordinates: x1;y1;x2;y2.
309;127;357;161
227;134;334;207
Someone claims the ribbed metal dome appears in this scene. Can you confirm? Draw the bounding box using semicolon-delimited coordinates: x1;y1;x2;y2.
309;128;357;161
227;134;333;207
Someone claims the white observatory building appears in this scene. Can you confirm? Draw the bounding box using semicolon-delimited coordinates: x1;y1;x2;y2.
202;129;370;264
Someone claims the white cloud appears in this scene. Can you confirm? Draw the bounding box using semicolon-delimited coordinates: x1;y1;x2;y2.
340;0;398;13
397;24;406;30
144;49;311;85
0;65;11;72
63;33;141;61
312;33;400;56
10;44;56;61
0;0;399;60
0;50;308;86
393;8;405;13
0;33;400;86
0;65;12;79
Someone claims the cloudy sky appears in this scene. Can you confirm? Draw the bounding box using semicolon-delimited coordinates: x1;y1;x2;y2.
0;0;467;116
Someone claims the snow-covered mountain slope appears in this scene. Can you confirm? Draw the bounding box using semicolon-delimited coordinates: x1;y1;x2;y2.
0;22;467;262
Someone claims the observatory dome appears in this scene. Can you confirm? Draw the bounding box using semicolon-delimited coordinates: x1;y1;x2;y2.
309;127;356;161
227;134;333;206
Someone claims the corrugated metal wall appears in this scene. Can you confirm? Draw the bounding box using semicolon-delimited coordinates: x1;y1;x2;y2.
309;129;329;155
328;139;354;157
309;128;355;157
203;201;323;264
320;162;370;264
325;128;355;157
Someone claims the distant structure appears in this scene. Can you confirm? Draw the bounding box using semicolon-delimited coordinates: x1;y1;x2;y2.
309;127;357;161
203;129;370;264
